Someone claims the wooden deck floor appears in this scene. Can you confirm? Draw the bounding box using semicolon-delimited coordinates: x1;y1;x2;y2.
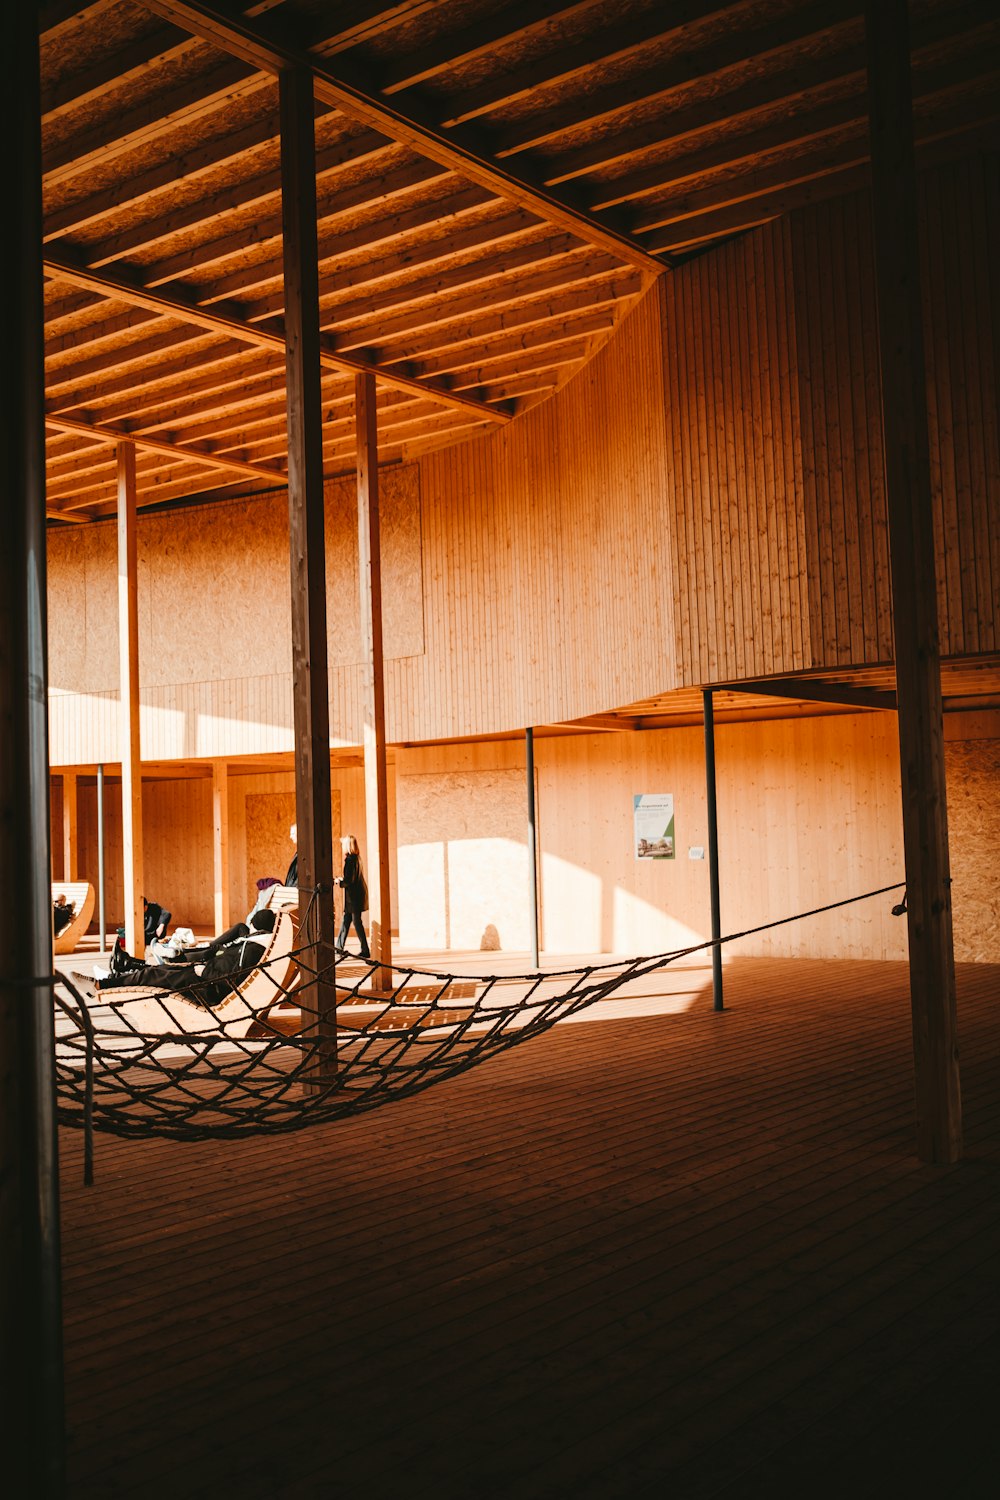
59;957;1000;1499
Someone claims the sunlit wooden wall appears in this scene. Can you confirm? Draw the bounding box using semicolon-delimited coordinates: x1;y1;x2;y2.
47;155;997;761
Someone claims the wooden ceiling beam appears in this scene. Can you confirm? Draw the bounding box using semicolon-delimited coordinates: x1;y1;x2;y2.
312;3;443;55
727;677;897;711
53;348;285;424
378;1;601;94
45;110;287;240
137;0;665;273
39;2;114;39
385;307;618;378
226;199;537;314
440;0;733;127
590;46;998;211
137;156;460;287
41;26;196;123
43;61;272;184
46;413;287;483
42;249;512;422
494;0;862;157
318;233;586;327
343;269;642;359
84;129;392;268
326;243;620;334
45;327;227;397
541;0;996;183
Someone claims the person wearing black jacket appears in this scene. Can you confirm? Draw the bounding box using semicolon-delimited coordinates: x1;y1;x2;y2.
97;909;277;1008
335;834;370;960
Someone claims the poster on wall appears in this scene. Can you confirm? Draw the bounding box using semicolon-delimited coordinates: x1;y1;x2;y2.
634;793;675;860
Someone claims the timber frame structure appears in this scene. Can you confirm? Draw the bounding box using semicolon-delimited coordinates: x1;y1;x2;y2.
3;3;1000;1493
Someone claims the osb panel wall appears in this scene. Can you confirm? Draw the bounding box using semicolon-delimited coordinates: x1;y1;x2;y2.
395;745;532;951
47;466;421;763
944;733;1000;963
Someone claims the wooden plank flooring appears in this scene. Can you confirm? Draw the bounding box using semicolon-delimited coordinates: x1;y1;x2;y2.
59;958;1000;1499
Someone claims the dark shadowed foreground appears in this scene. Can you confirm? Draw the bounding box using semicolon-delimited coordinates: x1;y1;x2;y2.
60;958;1000;1499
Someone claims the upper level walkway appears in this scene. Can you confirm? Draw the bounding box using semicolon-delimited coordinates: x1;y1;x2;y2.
59;955;1000;1498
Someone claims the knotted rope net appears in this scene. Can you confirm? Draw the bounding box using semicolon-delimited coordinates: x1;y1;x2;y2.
54;883;904;1179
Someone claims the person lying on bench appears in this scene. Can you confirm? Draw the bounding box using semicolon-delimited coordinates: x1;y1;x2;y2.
96;909;277;1009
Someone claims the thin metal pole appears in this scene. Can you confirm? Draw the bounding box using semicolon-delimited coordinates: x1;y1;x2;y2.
703;690;724;1012
0;3;66;1491
526;727;540;969
97;764;106;956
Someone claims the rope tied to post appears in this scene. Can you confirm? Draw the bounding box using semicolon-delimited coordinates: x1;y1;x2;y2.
53;882;905;1174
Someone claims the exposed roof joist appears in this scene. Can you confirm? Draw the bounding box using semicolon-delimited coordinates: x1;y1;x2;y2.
138;0;666;273
43;248;512;422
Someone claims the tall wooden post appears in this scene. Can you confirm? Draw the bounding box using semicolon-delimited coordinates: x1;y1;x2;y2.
117;440;145;957
355;371;392;990
212;759;230;933
865;0;961;1163
280;64;337;1073
0;4;66;1491
62;770;78;881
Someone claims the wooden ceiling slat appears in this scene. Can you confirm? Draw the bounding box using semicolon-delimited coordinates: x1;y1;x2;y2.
42;26;195;123
493;0;862;157
346;270;642;360
440;0;733;127
139;0;664;272
238;204;544;316
43;60;271;184
82;128;391;269
379;0;601;95
139;159;470;289
43;248;512;422
46;413;286;483
317;236;593;327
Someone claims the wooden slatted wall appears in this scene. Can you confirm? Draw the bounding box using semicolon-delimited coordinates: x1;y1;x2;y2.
659;218;809;684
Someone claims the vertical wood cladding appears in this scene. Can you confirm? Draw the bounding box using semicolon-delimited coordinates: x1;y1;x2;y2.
788;155;999;667
660;218;809;683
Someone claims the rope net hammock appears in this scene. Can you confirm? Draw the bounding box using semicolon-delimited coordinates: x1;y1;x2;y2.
54;884;904;1177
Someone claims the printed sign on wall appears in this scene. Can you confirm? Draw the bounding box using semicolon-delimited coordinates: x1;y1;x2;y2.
634;793;675;860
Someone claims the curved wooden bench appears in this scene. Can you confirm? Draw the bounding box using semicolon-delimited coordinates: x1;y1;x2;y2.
97;909;297;1039
52;881;95;955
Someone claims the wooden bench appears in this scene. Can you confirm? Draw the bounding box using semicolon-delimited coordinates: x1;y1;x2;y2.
52;881;95;955
96;909;298;1039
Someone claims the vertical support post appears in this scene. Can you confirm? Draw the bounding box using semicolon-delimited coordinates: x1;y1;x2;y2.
703;690;724;1012
62;771;78;881
526;726;540;969
212;759;230;934
97;764;107;955
280;63;337;1075
0;4;66;1492
355;371;392;990
865;0;961;1164
116;440;144;957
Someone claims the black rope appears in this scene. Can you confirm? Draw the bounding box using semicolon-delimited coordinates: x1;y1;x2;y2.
53;880;905;1175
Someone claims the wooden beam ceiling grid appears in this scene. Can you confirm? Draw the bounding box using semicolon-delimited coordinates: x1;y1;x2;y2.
33;0;999;524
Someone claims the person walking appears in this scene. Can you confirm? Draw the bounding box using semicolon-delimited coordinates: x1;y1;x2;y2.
335;834;370;960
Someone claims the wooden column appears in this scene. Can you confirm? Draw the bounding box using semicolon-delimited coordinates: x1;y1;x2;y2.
117;440;145;956
62;770;78;881
0;4;65;1490
212;760;230;934
280;63;337;1071
865;0;961;1164
355;371;393;989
